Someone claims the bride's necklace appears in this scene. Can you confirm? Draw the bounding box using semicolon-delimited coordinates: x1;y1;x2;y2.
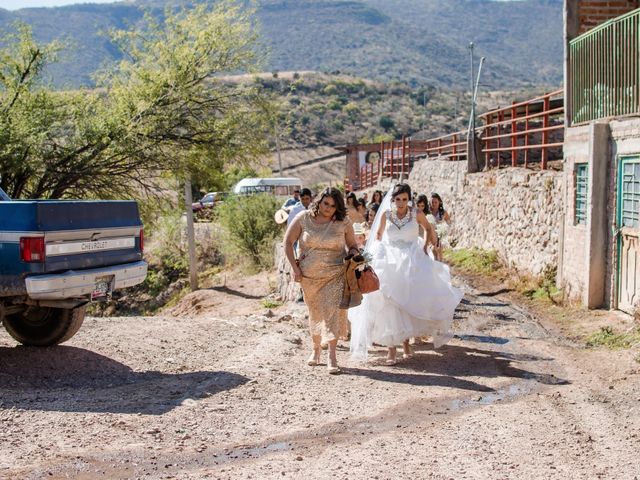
389;207;412;229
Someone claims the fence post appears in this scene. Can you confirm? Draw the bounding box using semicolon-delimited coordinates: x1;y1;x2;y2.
485;116;491;170
497;111;503;169
379;140;384;180
401;135;406;180
524;103;530;168
542;94;550;169
511;101;517;167
452;133;458;159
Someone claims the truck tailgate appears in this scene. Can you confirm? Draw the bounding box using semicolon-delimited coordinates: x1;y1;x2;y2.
37;201;143;273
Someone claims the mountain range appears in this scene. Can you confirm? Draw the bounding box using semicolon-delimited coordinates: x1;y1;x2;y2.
0;0;564;89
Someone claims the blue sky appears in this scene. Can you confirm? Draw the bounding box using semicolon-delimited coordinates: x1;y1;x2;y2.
0;0;120;9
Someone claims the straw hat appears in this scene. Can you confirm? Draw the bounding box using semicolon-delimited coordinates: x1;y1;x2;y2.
353;222;366;235
274;208;289;224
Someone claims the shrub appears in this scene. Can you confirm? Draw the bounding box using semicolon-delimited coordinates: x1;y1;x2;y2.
586;326;640;349
379;115;395;131
146;211;189;281
323;84;338;95
444;248;500;275
216;194;282;269
327;97;343;111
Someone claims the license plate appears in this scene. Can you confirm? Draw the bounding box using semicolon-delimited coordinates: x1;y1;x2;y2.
91;275;114;301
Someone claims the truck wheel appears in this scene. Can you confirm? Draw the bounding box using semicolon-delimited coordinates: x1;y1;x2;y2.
3;305;86;346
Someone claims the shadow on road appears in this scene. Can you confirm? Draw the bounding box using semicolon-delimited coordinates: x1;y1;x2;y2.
476;288;514;297
347;343;568;388
208;285;263;299
0;346;249;415
343;366;495;392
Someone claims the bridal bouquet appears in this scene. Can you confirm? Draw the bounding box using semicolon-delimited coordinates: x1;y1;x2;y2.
435;222;450;248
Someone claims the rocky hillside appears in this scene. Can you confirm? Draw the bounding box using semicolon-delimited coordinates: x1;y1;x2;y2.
0;0;563;89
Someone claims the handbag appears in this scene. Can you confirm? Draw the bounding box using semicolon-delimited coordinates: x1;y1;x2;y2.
356;265;380;294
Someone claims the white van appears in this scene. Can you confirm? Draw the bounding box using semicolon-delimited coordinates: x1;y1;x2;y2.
233;177;302;196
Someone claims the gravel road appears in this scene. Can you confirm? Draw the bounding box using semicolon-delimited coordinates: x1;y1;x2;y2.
1;274;639;479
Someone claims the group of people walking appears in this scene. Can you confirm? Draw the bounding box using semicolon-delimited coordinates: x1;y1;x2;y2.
283;183;461;374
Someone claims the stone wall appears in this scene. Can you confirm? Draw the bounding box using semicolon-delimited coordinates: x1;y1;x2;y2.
408;160;563;276
274;243;302;302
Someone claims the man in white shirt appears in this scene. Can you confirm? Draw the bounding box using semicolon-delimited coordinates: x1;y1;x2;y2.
286;188;313;226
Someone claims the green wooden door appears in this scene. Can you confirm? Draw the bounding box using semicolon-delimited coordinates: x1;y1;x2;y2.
617;156;640;313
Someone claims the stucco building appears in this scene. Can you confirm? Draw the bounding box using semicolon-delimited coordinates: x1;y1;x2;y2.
560;0;640;312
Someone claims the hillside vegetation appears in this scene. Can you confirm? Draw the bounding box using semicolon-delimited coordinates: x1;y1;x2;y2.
256;72;467;148
251;71;551;150
0;0;563;89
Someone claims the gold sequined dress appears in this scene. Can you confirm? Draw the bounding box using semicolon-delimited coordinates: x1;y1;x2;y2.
298;211;349;342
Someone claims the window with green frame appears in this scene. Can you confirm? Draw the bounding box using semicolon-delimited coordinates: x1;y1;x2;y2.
575;163;588;225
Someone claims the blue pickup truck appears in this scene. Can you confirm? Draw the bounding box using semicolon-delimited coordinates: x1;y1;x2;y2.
0;187;147;346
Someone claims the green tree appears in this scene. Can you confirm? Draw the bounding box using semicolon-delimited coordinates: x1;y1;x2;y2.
0;2;274;199
379;115;395;131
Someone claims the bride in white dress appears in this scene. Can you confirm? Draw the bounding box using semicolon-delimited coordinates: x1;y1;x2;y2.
349;183;463;364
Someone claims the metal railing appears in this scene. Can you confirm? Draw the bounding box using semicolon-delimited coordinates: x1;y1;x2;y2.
347;90;565;191
479;90;564;170
357;137;415;190
411;133;468;161
569;8;640;124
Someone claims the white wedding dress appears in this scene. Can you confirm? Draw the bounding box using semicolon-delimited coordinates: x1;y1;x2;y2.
349;205;463;359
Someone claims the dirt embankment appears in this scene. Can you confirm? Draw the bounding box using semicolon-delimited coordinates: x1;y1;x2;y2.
1;271;639;479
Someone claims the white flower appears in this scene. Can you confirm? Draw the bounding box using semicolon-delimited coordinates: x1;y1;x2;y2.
435;222;449;239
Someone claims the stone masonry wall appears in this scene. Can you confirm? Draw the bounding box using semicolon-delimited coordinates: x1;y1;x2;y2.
408;160;563;276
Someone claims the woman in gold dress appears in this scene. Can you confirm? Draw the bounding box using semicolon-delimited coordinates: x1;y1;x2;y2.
284;187;359;374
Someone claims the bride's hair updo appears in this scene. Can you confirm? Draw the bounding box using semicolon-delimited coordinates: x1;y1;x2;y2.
311;187;347;221
391;183;412;199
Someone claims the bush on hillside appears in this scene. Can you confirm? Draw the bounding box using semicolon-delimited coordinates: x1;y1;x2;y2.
216;194;282;270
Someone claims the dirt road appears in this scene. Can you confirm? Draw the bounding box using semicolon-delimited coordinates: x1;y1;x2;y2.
1;274;639;479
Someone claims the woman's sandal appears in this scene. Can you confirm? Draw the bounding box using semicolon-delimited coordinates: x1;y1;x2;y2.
307;351;321;366
327;359;341;374
402;343;413;359
386;347;397;365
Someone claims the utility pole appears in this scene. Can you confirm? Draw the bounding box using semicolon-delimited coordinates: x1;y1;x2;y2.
467;42;485;173
469;42;475;136
184;177;198;291
275;124;282;175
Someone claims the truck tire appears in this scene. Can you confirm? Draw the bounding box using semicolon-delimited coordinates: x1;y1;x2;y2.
3;305;86;346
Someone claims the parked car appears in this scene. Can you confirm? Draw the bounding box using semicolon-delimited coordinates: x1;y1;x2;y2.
192;191;228;212
0;187;147;346
192;192;215;212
